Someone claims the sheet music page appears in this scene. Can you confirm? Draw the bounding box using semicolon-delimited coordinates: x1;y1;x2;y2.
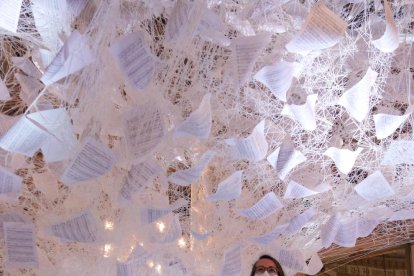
27;108;78;163
251;223;289;245
285;2;347;53
207;171;243;201
165;0;191;43
140;208;171;224
334;219;357;247
174;93;212;140
254;61;300;102
284;180;331;199
109;32;155;90
168;150;214;186
11;57;42;79
220;243;242;276
41;30;95;85
324;147;363;174
232;33;271;87
285;208;317;234
197;6;230;46
281;94;317;131
4;222;38;268
239;192;283;220
275;249;304;272
124;103;165;161
338;67;378;122
0;116;52;157
372;0;399;53
373;111;411;139
320;213;340;248
48;211;98;242
0;213;26;239
0;78;10;100
117;260;136;276
382;141;414;165
267;141;307;180
225;120;268;162
0;166;23;194
60;137;117;184
0;0;23;33
119;159;161;202
354;170;395;201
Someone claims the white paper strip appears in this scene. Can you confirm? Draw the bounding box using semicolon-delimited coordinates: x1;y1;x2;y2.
207;171;243;202
4;222;38;268
0;0;23;33
239;192;283;220
320;213;340;248
41;30;95;85
251;223;289;245
124;103;165;161
267;141;307;180
109;32;154;90
60;137;117;184
324;147;363;174
48;211;98;243
372;0;399;53
281;94;317;131
232;33;271;86
168;150;214;186
333;219;357;247
0;166;22;194
284;180;331;199
174;93;212;140
338;67;378;122
354;170;395;201
373;111;411;139
285;208;317;234
382;141;414;165
0;213;26;239
197;6;230;46
285;2;347;53
254;61;300;102
226;120;268;162
220;243;242;276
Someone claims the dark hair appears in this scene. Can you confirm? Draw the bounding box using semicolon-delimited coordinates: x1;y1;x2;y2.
250;255;285;276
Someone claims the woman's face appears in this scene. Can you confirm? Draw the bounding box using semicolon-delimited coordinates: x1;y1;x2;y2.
253;258;278;275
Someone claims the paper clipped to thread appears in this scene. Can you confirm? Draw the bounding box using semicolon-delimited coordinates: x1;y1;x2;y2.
41;30;95;85
354;170;395;201
225;120;268;162
168;150;215;186
372;0;399;53
267;141;307;180
207;171;243;201
338;67;378;122
174;93;212;140
251;223;289;245
373;109;412;139
254;61;300;102
324;147;363;174
239;192;283;220
60;137;117;184
285;2;347;53
109;32;155;90
0;0;23;33
382;140;414;165
4;222;38;268
220;243;242;276
284;180;331;199
47;211;98;243
124;102;165;161
0;166;23;195
281;94;318;131
232;33;271;87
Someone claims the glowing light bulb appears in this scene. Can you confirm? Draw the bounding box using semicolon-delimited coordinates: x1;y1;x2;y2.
177;237;186;248
104;220;114;230
155;264;162;274
156;221;165;232
147;260;154;268
103;244;112;258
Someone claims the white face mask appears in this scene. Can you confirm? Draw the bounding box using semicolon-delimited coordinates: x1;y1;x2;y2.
255;272;271;276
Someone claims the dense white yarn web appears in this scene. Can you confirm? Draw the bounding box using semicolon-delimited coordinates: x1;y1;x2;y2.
0;0;413;275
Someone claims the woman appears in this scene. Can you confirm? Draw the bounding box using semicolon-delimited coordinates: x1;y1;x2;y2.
250;254;285;276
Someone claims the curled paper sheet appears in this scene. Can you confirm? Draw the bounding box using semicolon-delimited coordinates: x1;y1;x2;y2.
373;110;412;139
226;120;268;162
354;170;395;201
267;141;307;180
4;222;38;268
281;94;318;131
338;67;378;122
382;140;414;165
207;171;243;201
238;192;283;220
372;0;399;53
285;2;347;53
324;147;363;174
284;180;331;199
0;0;23;33
220;243;242;276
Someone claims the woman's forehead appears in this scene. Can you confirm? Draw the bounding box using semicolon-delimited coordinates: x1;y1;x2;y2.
255;258;276;267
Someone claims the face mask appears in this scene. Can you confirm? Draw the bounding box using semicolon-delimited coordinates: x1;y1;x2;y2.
255;272;271;276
